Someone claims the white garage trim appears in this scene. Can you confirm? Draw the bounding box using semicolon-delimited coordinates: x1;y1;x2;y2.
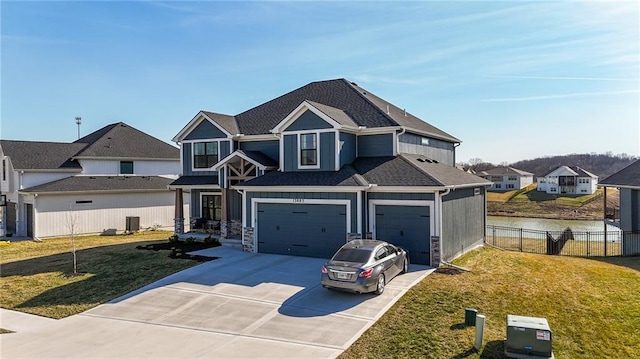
251;198;351;252
368;199;435;240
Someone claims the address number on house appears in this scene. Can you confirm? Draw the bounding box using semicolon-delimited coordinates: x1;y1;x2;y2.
292;198;305;203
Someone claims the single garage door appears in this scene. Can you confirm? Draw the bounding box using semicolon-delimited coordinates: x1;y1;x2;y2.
375;205;430;265
257;203;347;258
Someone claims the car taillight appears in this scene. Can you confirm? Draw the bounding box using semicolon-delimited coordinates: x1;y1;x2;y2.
321;265;327;274
359;268;373;278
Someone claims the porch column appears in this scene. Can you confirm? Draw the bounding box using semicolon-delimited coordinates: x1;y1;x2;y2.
221;188;228;238
174;188;184;234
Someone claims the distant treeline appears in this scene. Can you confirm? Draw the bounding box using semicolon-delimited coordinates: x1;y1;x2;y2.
460;153;638;179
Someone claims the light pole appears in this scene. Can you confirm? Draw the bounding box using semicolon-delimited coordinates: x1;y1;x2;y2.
75;116;81;139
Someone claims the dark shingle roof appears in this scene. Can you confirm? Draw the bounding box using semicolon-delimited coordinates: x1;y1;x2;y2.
236;155;490;188
0;140;84;171
227;79;459;143
400;154;492;187
239;165;363;187
169;176;220;187
20;175;174;193
202;111;239;135
352;156;441;186
241;150;278;167
600;160;640;188
74;122;179;159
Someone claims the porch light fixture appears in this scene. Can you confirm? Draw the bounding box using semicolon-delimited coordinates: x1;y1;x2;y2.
0;194;6;206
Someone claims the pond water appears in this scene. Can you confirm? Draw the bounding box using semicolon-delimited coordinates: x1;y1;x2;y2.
487;216;620;233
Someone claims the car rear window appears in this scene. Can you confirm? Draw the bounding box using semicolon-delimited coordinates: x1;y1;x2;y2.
332;248;371;263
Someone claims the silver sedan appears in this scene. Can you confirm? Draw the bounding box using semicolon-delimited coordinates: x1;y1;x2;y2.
321;240;409;295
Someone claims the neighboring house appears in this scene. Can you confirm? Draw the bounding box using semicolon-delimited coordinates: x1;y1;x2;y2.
478;166;534;191
169;79;491;266
536;166;598;195
0;122;189;238
599;159;640;256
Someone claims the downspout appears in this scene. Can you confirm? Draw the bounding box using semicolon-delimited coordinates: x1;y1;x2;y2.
362;184;374;238
438;187;452;267
235;188;249;250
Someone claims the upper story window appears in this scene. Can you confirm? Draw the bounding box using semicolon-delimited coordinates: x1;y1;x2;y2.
120;161;134;174
508;176;517;181
299;133;318;167
193;142;219;169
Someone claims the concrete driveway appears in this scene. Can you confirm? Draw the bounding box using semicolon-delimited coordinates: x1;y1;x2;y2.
0;246;434;358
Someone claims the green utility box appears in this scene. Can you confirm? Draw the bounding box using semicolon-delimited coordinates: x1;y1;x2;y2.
505;315;553;359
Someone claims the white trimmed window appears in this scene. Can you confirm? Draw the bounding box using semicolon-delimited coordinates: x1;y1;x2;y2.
193;141;219;169
299;133;318;168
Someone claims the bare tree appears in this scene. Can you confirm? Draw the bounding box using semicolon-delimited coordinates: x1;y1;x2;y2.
66;203;80;275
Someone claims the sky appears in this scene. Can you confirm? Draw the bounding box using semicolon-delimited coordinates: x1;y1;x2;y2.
1;1;638;164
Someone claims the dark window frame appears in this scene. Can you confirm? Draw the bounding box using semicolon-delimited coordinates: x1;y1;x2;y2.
193;142;219;169
120;161;134;174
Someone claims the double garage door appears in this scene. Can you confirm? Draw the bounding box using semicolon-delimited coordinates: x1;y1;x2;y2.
257;203;348;259
375;205;431;265
256;202;431;265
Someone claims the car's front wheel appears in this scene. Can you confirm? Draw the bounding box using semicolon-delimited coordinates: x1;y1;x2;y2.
374;274;385;295
401;256;409;274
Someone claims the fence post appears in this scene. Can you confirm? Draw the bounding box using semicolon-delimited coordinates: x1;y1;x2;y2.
586;232;589;257
519;228;523;252
604;231;608;257
492;225;496;244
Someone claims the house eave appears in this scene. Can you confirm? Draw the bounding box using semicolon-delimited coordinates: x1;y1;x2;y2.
231;185;366;192
19;189;172;196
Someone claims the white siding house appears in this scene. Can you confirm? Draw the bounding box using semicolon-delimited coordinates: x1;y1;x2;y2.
537;166;598;195
1;122;189;239
478;166;534;191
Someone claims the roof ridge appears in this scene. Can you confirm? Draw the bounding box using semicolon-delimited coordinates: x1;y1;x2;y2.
397;154;445;186
342;79;399;127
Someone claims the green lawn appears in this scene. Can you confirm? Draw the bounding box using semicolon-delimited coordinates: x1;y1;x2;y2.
340;247;640;359
0;232;202;319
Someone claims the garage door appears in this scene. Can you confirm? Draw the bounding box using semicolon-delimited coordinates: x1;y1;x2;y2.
257;203;347;259
375;205;430;265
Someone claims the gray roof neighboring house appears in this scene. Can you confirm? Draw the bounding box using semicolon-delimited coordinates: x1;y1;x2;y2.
2;122;179;172
599;159;640;189
480;166;534;177
193;79;460;143
0;140;84;171
19;175;175;194
234;155;490;189
544;166;598;179
74;122;179;159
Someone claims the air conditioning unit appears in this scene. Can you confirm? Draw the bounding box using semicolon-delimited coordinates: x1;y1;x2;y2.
126;216;140;233
505;315;554;359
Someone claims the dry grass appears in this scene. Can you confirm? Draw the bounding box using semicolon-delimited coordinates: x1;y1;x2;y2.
0;231;201;319
340;247;640;359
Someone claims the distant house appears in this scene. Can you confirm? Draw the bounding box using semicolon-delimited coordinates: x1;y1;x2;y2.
478;166;534;191
536;166;598;195
599;159;640;255
0;122;189;238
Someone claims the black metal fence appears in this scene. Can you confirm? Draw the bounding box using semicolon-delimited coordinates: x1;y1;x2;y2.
486;225;640;257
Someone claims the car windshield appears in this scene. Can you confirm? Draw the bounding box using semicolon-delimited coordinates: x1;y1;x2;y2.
332;248;371;263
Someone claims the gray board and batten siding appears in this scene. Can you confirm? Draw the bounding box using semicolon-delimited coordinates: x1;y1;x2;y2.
284;110;334;131
441;186;486;261
357;134;394;157
339;132;357;167
398;132;455;166
238;140;279;162
282;132;335;171
184;119;229;140
181;141;231;176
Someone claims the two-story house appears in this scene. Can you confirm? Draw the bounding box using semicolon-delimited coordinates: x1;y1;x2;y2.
599;159;640;256
170;79;491;266
478;166;534;191
536;166;598;195
0;122;188;238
